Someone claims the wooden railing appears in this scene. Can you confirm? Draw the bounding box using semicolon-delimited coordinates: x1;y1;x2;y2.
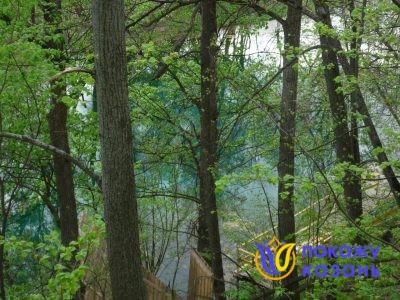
84;268;181;300
188;249;214;300
143;268;182;300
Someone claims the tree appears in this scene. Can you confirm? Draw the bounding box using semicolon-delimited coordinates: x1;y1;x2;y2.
1;0;400;298
199;0;225;298
92;0;146;299
315;0;363;221
339;49;400;207
277;1;302;298
40;1;83;297
40;0;80;248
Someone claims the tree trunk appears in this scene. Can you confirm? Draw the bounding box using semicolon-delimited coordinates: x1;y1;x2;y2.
41;1;82;297
48;102;80;245
42;0;80;248
277;2;302;299
92;0;146;299
347;0;363;220
315;1;363;220
335;51;400;207
352;89;400;205
199;0;225;298
197;205;210;261
42;0;80;247
315;0;400;206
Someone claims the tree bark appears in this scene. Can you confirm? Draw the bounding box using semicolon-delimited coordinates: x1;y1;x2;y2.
92;0;146;299
199;0;225;298
277;1;301;298
48;102;80;245
197;205;210;260
41;0;80;249
315;0;363;220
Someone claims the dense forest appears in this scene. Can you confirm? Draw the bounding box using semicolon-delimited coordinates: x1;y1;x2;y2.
0;0;399;299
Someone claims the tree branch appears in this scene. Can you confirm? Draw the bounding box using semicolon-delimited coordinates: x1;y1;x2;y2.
223;0;287;25
0;132;101;188
279;0;320;21
47;67;94;83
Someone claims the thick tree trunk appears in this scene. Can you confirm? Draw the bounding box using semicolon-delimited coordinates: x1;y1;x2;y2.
92;0;146;299
277;2;302;298
315;1;362;220
199;0;225;298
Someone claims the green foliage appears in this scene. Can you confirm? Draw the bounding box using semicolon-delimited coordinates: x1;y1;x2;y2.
4;216;104;299
225;281;260;300
1;0;399;298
